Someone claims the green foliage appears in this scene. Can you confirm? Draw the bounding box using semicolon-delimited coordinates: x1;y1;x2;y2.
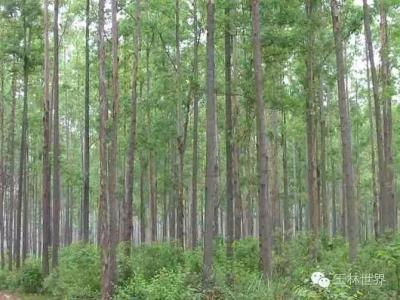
18;259;43;294
44;243;100;299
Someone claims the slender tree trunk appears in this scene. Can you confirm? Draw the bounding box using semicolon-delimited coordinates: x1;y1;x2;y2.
203;0;218;288
270;111;280;236
0;69;5;269
98;0;110;297
17;21;30;268
282;111;291;240
224;0;234;285
22;144;28;260
108;0;120;293
251;0;272;279
175;0;185;248
82;0;90;244
191;0;199;250
305;0;320;249
319;85;328;233
42;0;51;275
149;153;157;242
330;0;358;261
123;0;141;249
379;0;396;232
363;0;385;236
140;154;146;244
7;74;17;271
52;0;60;269
364;37;379;240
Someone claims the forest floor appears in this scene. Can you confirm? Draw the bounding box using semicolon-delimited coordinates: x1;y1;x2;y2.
0;292;46;300
0;292;19;300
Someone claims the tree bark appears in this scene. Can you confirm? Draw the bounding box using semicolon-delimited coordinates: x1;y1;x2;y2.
0;69;5;269
330;0;358;261
123;0;141;249
108;0;120;293
203;0;218;288
379;0;396;232
82;0;90;244
305;0;320;246
191;0;199;250
362;0;385;236
251;0;272;279
52;0;60;269
98;0;110;297
42;0;51;275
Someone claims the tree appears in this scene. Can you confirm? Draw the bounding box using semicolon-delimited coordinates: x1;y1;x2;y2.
41;0;51;276
52;0;60;269
98;0;110;297
123;0;141;250
82;0;90;244
330;0;358;261
203;0;218;288
251;0;272;279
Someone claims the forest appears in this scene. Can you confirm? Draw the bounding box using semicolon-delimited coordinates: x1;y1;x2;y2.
0;0;399;299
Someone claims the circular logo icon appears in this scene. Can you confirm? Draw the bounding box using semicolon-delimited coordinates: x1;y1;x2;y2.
311;272;331;288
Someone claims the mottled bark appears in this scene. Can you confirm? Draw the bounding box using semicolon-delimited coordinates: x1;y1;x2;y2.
251;0;272;279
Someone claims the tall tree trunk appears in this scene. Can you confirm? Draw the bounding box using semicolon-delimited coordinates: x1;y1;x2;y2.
319;85;328;233
7;74;17;271
305;0;320;249
330;0;358;261
0;69;5;269
16;20;30;268
364;36;379;240
224;0;234;285
98;0;110;297
108;0;119;293
379;0;396;232
282;111;291;240
175;0;185;248
363;0;385;236
251;0;272;279
140;154;146;244
149;153;157;242
42;0;51;275
52;0;60;269
191;0;199;250
82;0;90;244
203;0;218;288
123;0;141;249
22;144;28;260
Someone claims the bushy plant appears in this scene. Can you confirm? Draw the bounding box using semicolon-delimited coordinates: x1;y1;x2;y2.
115;268;199;300
45;243;100;299
18;259;43;293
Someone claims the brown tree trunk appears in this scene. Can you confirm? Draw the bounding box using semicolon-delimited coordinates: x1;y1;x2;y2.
319;85;328;233
52;0;60;269
0;69;5;269
282;111;291;240
140;154;146;244
82;0;90;244
123;0;141;249
7;74;17;271
379;0;396;232
330;0;358;261
175;0;185;249
42;0;51;275
149;153;157;242
305;0;320;248
251;0;272;279
364;37;379;240
203;0;218;288
191;0;199;250
98;0;110;297
363;0;385;236
224;0;234;284
108;0;119;293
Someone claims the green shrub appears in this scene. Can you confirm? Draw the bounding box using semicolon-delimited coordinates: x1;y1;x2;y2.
18;259;43;293
45;243;100;299
130;243;184;280
115;268;199;300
